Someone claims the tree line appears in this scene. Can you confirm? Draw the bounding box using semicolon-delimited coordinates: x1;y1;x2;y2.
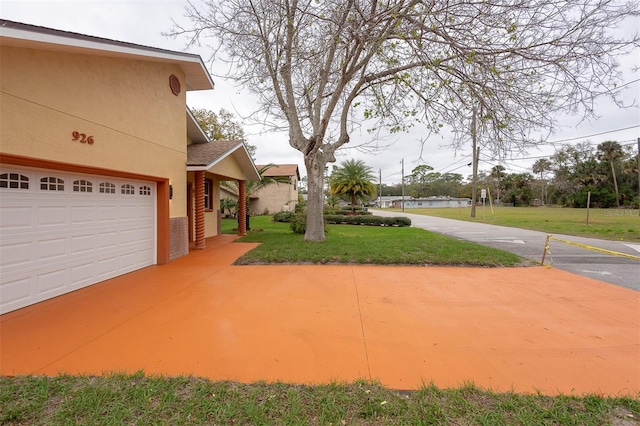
364;141;638;208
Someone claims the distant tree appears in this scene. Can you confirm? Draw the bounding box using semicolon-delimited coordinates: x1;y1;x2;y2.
490;165;506;203
597;141;625;207
329;160;377;212
502;173;534;206
192;108;257;160
532;159;553;205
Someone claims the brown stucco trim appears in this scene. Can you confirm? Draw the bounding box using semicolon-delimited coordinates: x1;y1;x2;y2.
0;153;171;265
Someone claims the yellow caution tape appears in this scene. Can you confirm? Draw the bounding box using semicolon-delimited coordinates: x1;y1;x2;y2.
544;235;640;262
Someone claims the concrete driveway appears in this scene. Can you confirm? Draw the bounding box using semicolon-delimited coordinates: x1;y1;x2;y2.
1;235;638;396
372;209;640;291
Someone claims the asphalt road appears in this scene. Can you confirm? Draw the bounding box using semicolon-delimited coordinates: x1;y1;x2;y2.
371;209;640;291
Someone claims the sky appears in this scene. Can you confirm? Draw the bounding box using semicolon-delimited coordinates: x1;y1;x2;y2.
2;0;639;184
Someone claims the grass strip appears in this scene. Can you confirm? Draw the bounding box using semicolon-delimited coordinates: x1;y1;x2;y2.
2;374;638;425
224;216;524;267
392;206;640;242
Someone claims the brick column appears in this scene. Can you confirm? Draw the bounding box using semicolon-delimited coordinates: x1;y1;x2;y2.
238;179;247;236
194;170;206;249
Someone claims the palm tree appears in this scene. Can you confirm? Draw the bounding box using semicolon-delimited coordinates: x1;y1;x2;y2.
490;165;506;203
532;159;552;205
329;159;377;212
597;141;624;207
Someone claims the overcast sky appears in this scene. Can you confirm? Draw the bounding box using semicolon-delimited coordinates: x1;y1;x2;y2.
2;0;639;184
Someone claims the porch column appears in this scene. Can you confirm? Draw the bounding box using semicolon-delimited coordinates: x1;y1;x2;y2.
238;179;247;236
194;170;206;249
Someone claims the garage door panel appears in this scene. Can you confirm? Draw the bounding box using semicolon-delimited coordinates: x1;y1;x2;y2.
37;268;67;294
0;166;156;314
0;277;31;308
98;208;119;222
38;237;68;261
0;241;32;268
97;256;119;277
71;234;95;254
0;205;32;229
71;206;95;223
38;206;67;226
71;262;95;285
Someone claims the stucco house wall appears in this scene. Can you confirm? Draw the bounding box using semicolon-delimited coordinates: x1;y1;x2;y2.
250;164;300;215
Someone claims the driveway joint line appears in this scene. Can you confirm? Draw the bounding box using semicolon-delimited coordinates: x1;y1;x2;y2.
351;266;372;382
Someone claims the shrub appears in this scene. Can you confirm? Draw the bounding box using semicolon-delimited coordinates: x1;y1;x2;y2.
323;215;411;227
273;211;295;223
290;212;307;234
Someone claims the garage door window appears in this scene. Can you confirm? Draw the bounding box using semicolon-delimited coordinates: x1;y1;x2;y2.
40;176;64;191
139;185;151;196
99;182;116;194
121;184;135;195
73;179;93;193
0;173;29;189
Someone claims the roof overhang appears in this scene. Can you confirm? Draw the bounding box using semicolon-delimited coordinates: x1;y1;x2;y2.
187;141;260;181
187;108;210;144
0;19;214;91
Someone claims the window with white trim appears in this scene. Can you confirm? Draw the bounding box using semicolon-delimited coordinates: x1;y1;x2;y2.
121;184;135;195
99;182;116;194
204;179;213;210
0;173;29;189
139;185;151;196
40;176;64;191
73;179;93;193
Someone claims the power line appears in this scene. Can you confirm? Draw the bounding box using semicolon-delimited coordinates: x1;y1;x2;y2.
537;124;639;145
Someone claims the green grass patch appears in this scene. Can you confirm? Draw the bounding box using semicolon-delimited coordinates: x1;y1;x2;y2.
391;206;640;242
2;374;638;425
223;216;523;267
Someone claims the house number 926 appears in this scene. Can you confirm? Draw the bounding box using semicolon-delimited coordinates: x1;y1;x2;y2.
72;131;94;144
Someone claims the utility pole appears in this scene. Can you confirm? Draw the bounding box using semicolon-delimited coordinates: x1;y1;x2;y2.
470;108;478;218
379;169;382;207
401;158;405;212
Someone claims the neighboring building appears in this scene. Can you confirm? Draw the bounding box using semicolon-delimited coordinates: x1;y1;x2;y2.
391;197;472;209
219;164;301;216
0;20;258;314
376;196;400;208
252;164;300;215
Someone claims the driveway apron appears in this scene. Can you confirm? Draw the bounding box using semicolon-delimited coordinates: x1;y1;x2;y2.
1;235;638;396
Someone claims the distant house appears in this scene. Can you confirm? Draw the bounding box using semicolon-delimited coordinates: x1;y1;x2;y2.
219;164;300;215
376;196;401;208
252;164;300;214
392;197;472;209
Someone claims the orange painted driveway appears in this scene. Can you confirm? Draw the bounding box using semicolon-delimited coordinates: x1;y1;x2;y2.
1;235;638;396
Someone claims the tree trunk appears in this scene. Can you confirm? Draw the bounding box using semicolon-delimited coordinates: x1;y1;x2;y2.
610;160;620;207
304;155;327;241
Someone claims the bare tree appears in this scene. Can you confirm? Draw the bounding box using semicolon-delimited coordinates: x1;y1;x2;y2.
169;0;638;241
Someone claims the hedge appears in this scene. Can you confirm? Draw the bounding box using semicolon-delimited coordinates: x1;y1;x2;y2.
324;215;411;227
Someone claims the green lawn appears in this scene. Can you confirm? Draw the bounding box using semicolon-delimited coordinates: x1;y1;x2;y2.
222;216;524;267
2;374;638;425
388;206;640;242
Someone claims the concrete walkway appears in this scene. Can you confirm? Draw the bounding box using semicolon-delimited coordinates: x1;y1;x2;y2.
1;236;638;396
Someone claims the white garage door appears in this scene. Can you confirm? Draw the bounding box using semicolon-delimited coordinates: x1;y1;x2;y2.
0;166;156;314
